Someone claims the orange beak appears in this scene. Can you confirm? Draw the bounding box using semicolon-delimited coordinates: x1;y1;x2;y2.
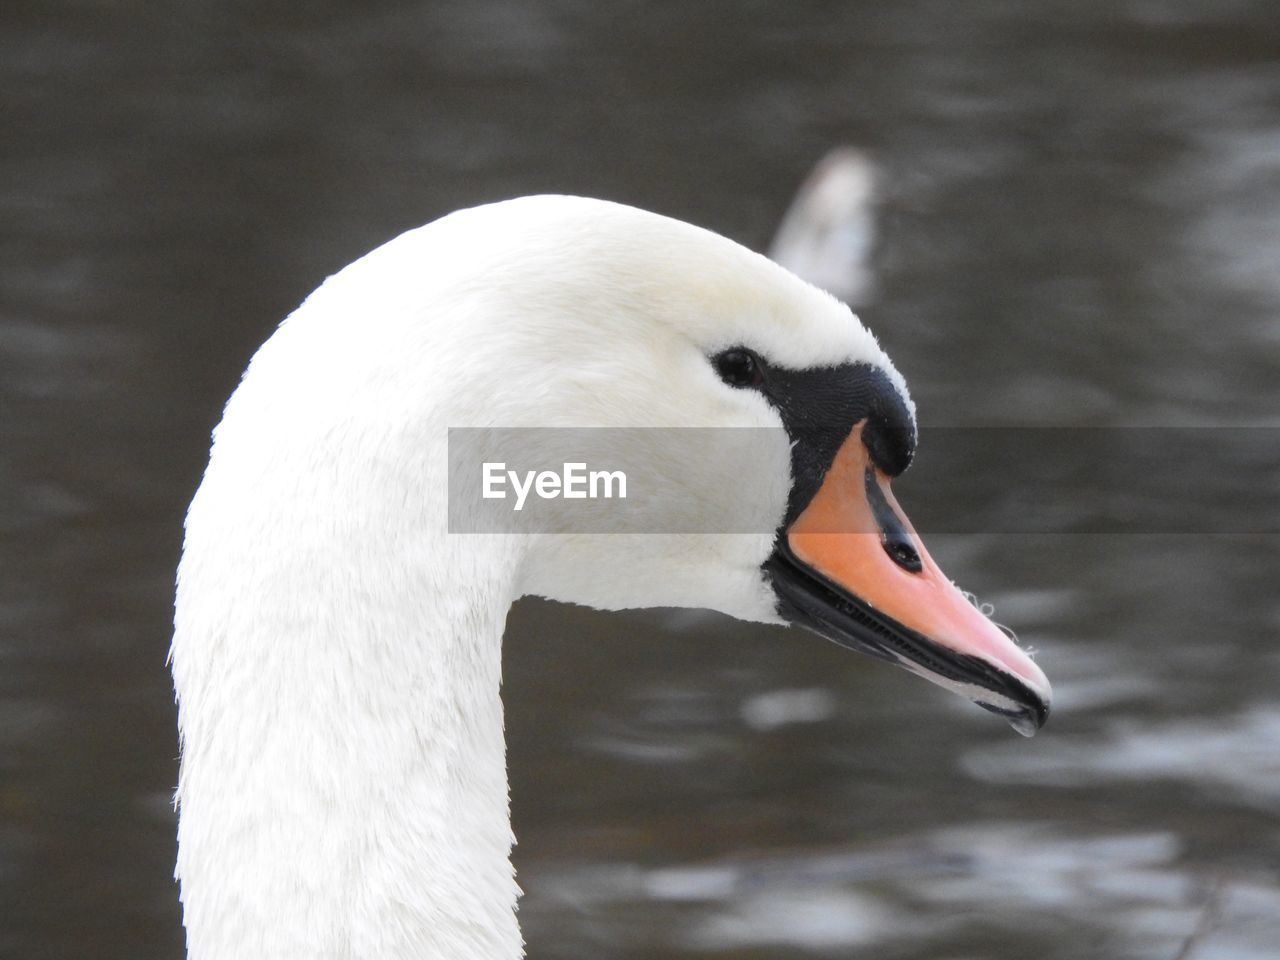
767;423;1051;735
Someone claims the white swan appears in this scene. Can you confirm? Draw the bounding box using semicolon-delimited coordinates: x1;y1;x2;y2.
172;195;1051;960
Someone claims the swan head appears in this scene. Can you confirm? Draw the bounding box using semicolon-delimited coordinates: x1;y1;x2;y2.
173;194;1052;960
355;195;1048;734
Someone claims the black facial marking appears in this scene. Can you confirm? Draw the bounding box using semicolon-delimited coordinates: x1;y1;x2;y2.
725;354;913;526
862;402;915;478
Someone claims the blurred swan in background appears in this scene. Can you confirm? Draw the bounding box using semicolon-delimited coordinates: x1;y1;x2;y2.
769;147;878;304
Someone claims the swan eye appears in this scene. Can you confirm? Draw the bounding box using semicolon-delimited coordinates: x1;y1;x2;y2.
713;349;765;389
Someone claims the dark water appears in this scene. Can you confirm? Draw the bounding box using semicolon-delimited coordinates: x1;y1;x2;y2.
3;2;1279;958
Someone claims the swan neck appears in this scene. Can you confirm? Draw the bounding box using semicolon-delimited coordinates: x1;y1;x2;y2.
173;486;525;959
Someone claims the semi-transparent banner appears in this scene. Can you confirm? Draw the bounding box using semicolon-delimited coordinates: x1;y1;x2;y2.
447;427;1279;534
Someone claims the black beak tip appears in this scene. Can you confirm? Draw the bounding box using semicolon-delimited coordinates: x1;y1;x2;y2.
975;692;1050;738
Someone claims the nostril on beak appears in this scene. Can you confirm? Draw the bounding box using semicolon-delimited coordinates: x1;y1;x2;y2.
864;467;923;573
882;533;922;573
